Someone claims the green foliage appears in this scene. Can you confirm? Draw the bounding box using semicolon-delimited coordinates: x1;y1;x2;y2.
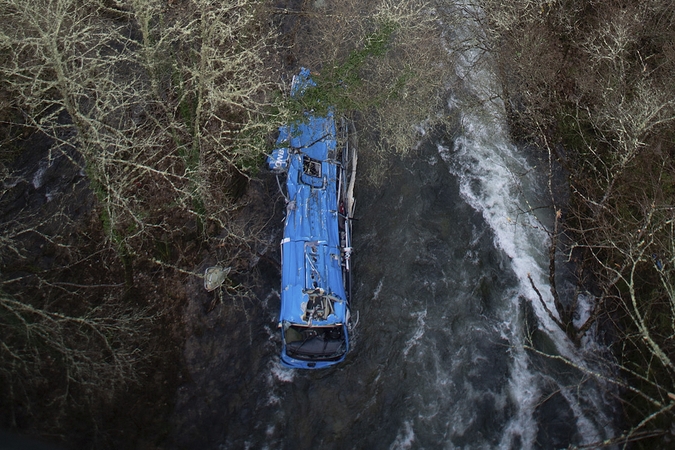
284;0;450;161
289;20;399;117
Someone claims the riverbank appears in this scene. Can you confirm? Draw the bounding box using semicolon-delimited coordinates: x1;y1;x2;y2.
0;0;284;447
485;1;675;446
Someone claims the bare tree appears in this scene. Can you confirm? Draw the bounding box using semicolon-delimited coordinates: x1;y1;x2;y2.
477;0;675;445
0;0;286;442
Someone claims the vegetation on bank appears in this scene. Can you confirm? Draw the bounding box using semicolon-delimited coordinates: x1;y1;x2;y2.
0;0;283;445
0;0;448;447
282;0;450;182
479;0;675;446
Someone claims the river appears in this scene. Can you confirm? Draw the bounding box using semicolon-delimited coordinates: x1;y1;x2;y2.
168;2;618;449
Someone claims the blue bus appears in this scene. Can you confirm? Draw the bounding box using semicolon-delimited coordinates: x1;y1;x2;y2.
267;69;356;369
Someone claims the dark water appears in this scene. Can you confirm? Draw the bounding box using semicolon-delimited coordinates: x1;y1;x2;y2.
168;3;618;449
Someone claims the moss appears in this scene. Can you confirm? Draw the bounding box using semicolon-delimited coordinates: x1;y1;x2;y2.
153;240;174;264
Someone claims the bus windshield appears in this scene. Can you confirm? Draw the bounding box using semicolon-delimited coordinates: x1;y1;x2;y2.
283;324;346;361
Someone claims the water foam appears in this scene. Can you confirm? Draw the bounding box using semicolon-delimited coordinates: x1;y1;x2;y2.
439;1;615;445
389;420;416;450
402;309;427;358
